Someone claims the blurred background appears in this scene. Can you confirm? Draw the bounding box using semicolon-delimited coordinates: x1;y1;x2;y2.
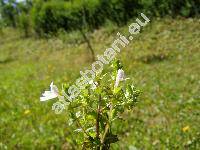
0;0;199;149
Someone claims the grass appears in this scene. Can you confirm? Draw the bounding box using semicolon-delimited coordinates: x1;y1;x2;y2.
0;18;200;149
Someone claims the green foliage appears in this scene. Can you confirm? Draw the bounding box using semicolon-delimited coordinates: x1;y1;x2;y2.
0;0;199;36
80;0;104;30
29;0;199;36
141;0;200;17
58;60;140;149
103;0;142;26
30;0;44;36
18;12;30;37
0;19;4;34
0;1;17;27
31;0;103;35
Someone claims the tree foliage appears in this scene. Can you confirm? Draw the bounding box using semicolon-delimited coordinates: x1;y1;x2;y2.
0;0;199;36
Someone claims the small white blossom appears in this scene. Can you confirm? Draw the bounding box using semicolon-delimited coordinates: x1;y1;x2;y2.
115;69;125;87
40;82;59;101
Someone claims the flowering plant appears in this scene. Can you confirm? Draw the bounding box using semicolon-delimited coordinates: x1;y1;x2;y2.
41;60;140;149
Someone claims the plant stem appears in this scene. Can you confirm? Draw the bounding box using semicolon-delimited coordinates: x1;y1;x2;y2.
96;94;101;150
101;123;109;146
79;28;95;61
76;117;90;137
101;100;113;149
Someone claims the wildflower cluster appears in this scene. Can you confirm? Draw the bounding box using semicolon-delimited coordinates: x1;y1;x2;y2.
41;60;140;149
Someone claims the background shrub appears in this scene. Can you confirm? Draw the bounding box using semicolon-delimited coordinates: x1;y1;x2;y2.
18;12;30;37
1;0;199;36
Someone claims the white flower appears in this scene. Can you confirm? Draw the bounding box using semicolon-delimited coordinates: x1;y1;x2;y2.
40;82;59;101
114;69;130;87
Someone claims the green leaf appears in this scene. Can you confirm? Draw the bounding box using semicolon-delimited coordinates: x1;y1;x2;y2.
114;87;121;94
104;133;119;144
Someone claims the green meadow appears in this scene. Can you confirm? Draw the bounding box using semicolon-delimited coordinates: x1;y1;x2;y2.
0;18;200;149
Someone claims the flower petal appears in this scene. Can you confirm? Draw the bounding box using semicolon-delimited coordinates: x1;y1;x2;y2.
50;82;59;94
40;93;58;101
